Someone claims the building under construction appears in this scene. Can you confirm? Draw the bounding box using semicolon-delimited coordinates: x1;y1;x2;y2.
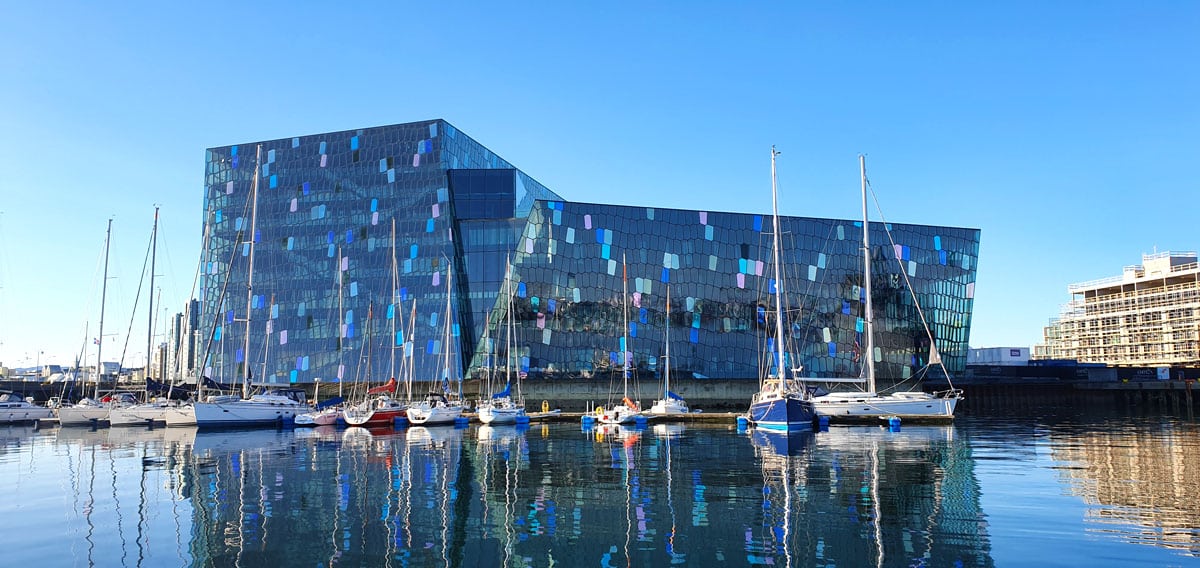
1035;252;1200;366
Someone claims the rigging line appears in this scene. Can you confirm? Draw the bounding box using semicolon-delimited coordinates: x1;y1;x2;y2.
116;214;159;375
863;178;957;390
171;210;213;386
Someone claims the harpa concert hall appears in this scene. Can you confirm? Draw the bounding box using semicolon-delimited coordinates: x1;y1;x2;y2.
197;119;979;391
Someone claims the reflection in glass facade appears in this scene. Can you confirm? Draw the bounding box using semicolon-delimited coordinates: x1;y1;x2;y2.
201;120;978;387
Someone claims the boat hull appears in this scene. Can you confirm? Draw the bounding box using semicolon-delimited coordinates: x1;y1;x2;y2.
193;400;302;428
109;402;190;427
811;392;958;422
478;405;526;425
0;405;54;424
648;398;689;416
295;408;339;426
406;403;463;426
748;396;816;432
597;404;640;425
342;407;405;427
57;406;113;427
163;405;196;427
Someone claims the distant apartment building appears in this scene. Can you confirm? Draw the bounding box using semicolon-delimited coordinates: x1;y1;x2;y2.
1034;252;1200;366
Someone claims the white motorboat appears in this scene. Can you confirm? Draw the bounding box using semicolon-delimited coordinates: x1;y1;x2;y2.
0;392;54;424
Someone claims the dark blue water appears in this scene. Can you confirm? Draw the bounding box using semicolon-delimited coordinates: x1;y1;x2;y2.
1;412;1197;567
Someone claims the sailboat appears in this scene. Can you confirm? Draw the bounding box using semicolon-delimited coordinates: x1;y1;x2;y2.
478;260;527;425
342;306;407;427
809;155;962;422
406;267;465;425
111;207;192;427
343;220;410;427
597;255;641;425
648;286;689;416
747;146;818;432
297;246;350;427
193;145;307;428
59;219;136;427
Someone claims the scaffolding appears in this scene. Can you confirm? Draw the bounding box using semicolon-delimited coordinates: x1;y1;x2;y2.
1035;252;1200;366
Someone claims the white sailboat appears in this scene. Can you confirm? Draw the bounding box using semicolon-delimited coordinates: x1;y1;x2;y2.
747;147;817;431
59;219;135;427
810;155;962;421
597;255;641;425
193;145;306;428
406;267;465;426
478;260;526;425
648;286;689;416
296;245;350;427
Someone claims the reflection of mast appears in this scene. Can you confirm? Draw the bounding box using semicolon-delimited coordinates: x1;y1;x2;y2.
111;444;128;567
622;434;635;568
664;428;681;563
871;440;883;568
503;434;518;567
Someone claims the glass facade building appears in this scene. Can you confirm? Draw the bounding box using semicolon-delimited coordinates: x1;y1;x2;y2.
200;119;979;389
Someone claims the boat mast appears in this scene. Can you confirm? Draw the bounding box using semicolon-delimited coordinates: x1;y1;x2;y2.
390;218;400;396
769;146;787;386
146;206;158;389
242;145;262;399
622;254;630;400
860;154;877;394
406;299;417;402
337;245;344;399
95;218;113;399
663;286;671;398
443;267;454;397
505;258;514;396
508;259;523;401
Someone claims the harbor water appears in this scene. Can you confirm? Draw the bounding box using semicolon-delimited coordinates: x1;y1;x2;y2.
1;409;1197;567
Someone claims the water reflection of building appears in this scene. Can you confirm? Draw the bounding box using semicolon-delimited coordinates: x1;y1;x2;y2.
164;423;994;566
750;425;995;568
1050;425;1200;556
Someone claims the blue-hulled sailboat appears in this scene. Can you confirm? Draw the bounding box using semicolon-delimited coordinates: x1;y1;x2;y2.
747;146;817;431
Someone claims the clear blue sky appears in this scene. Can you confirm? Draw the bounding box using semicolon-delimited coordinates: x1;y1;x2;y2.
1;1;1197;369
